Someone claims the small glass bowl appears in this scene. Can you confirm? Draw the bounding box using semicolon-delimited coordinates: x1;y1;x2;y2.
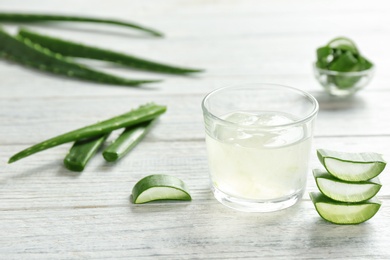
313;64;375;97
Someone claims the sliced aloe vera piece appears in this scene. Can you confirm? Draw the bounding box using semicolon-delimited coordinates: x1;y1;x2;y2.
327;37;359;54
328;51;360;72
309;192;381;225
132;174;191;204
313;169;382;203
317;149;386;181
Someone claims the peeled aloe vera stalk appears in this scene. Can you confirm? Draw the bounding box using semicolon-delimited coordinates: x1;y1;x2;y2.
317;149;386;181
313;169;382;203
309;192;381;225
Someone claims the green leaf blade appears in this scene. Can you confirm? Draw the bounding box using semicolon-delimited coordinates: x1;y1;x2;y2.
8;103;167;163
0;28;161;86
18;28;204;75
0;13;163;37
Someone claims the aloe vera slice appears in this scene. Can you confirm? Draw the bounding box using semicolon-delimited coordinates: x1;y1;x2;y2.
8;103;166;163
328;51;360;72
316;46;333;69
327;37;359;54
309;192;381;225
132;174;192;204
317;149;386;181
18;29;203;75
313;169;382;203
103;120;154;162
64;134;109;172
0;13;163;37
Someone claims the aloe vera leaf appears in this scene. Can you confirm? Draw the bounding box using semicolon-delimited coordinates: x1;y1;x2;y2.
0;29;160;86
317;149;386;181
0;13;163;37
8;103;167;164
64;134;109;172
313;169;382;203
103;120;154;162
309;192;381;225
2;51;160;87
18;29;204;75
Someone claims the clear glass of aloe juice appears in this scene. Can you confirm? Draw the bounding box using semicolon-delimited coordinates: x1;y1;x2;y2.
202;84;319;212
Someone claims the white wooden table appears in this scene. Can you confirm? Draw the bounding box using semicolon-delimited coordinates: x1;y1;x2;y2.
1;0;390;259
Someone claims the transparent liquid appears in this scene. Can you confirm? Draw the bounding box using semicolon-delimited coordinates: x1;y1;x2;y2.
206;111;312;201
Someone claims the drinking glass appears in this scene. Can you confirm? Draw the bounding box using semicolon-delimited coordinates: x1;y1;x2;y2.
202;83;319;212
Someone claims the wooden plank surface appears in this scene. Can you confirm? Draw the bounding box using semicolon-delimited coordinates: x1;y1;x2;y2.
1;0;390;259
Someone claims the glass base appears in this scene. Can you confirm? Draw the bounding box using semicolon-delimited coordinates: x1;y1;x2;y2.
212;186;304;212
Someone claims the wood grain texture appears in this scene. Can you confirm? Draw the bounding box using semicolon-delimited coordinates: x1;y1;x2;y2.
1;0;390;259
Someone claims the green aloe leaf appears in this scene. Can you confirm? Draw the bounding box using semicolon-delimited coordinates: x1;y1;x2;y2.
0;28;160;86
17;28;203;75
0;13;163;37
8;103;166;163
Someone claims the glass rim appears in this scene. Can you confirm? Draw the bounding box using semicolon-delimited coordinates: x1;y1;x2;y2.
201;83;319;129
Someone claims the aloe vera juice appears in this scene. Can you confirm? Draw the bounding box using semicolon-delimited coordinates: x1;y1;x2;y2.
206;111;312;201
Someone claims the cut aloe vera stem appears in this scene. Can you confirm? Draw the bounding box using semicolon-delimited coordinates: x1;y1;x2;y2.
132;174;192;204
0;13;163;37
8;103;167;163
317;149;386;181
18;29;204;75
103;120;155;162
309;192;381;225
64;134;109;172
0;28;160;86
313;169;382;203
